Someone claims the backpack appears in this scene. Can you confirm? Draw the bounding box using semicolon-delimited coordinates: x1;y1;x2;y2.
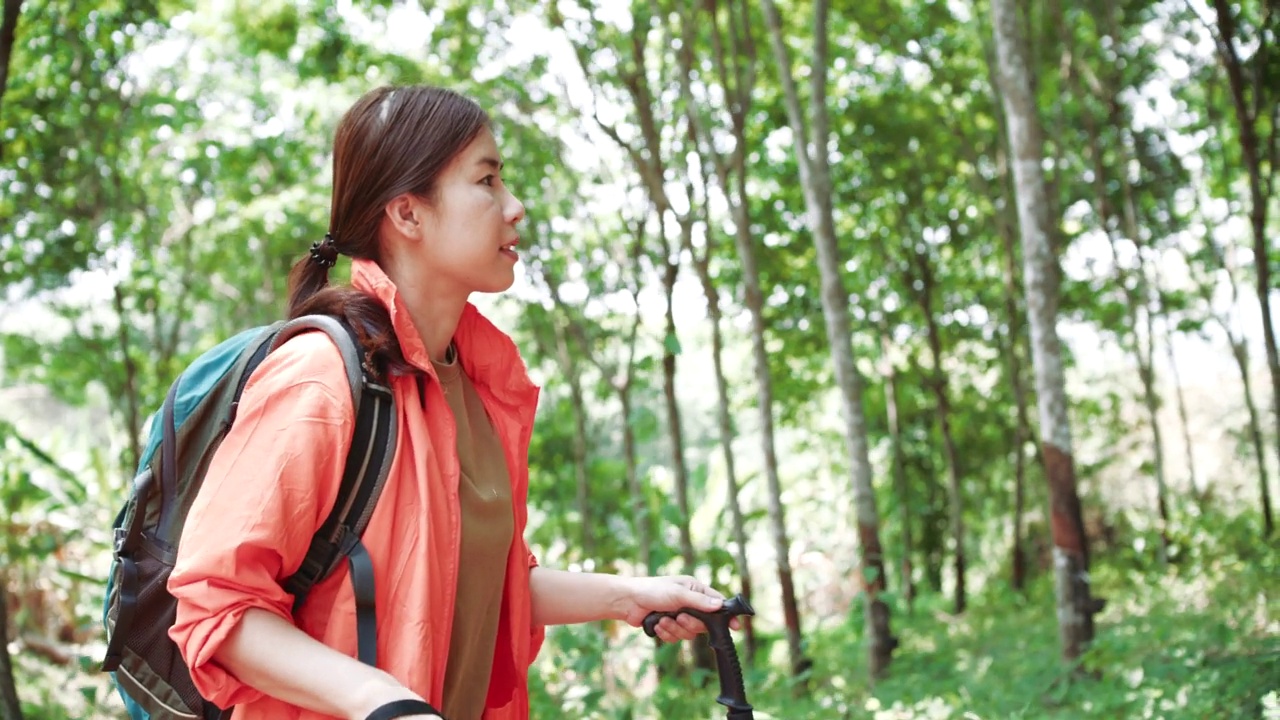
101;315;398;720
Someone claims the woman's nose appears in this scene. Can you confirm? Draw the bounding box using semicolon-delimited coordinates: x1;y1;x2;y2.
505;190;526;224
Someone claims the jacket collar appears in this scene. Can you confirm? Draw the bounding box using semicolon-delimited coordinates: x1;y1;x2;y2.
350;259;540;415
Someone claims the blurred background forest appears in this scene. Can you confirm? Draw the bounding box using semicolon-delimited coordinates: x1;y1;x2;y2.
0;0;1278;718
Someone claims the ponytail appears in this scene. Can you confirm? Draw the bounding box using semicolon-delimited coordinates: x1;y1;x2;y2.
286;253;331;319
283;247;408;381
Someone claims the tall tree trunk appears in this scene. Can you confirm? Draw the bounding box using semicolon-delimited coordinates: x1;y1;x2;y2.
1211;0;1279;537
920;458;946;594
620;388;650;574
686;238;758;663
113;285;142;474
1181;206;1274;528
760;0;895;680
1064;41;1172;564
659;236;695;579
553;317;595;559
561;2;704;578
1159;311;1201;504
909;242;966;613
881;333;915;612
615;258;651;576
0;0;24;163
568;3;717;675
670;0;766;666
991;0;1097;662
0;579;21;720
985;41;1035;594
1231;338;1275;532
994;165;1034;592
659;218;714;677
682;0;802;675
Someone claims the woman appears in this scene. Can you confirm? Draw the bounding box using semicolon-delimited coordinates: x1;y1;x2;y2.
167;85;726;720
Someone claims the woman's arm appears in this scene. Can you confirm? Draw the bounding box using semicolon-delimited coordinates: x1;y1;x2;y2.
214;608;436;720
167;336;433;718
529;568;727;643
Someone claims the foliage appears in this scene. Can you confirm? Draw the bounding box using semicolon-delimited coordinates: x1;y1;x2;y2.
1;0;1278;716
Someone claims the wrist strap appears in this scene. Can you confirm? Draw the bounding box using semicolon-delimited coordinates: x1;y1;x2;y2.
365;699;443;720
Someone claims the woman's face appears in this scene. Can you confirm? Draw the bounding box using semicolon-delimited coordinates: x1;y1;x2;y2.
412;127;525;296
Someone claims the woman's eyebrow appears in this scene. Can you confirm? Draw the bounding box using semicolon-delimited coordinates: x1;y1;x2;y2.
477;156;503;171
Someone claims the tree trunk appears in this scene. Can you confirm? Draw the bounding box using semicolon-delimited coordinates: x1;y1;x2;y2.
554;317;595;560
0;0;24;163
620;389;651;575
1063;41;1172;564
673;0;762;667
683;0;802;676
926;458;947;594
994;171;1034;592
113;285;142;474
615;273;651;576
910;243;966;613
986;43;1035;594
1183;205;1274;530
0;579;22;720
686;239;758;663
1230;338;1275;534
1160;313;1201;504
658;222;714;678
991;0;1097;662
659;235;695;579
761;0;894;680
881;333;915;612
1211;0;1280;537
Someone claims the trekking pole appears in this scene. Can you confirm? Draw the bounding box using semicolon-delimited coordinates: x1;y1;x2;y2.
642;593;756;720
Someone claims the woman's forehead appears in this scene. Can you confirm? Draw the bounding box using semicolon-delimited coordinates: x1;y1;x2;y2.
449;128;502;170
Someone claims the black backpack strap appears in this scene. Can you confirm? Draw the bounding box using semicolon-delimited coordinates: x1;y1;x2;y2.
274;315;398;668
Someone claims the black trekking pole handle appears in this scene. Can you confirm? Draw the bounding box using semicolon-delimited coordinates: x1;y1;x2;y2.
642;593;756;720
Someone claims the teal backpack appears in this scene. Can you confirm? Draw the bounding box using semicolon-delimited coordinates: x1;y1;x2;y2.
101;315;398;720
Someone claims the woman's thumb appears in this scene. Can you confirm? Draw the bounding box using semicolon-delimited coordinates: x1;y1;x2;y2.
691;590;725;611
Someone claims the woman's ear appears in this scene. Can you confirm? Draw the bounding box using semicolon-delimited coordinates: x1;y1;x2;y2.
384;193;423;238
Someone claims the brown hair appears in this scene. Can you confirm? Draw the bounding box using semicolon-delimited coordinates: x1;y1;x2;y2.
286;85;491;377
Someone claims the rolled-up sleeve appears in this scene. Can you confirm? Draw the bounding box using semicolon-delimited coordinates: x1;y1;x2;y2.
523;540;545;662
167;333;352;708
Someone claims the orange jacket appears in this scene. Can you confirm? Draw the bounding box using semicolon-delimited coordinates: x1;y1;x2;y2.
168;259;544;719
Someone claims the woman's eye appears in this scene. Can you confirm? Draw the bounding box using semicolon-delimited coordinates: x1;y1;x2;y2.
481;175;496;187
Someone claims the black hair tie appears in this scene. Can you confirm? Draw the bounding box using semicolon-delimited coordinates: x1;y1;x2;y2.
310;233;340;268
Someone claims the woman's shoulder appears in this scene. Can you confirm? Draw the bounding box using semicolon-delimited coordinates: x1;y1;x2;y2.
241;328;355;417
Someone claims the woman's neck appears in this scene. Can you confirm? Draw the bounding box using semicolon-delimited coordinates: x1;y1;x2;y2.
381;264;468;365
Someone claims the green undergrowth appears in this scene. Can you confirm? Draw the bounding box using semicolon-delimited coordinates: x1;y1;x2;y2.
639;517;1278;719
10;515;1279;719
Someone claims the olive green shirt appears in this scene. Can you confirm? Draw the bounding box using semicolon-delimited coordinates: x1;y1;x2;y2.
433;352;515;720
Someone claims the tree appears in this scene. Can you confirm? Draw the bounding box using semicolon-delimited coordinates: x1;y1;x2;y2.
0;578;21;720
1205;0;1278;536
990;0;1097;662
1061;21;1173;562
0;0;23;139
902;218;968;614
667;0;775;666
759;0;895;679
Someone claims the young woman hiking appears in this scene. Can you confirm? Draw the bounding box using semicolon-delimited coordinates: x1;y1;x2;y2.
166;85;727;720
